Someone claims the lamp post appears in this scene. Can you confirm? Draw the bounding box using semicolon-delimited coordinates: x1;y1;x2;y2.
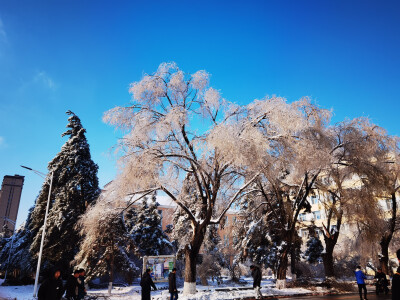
2;217;16;282
21;165;54;298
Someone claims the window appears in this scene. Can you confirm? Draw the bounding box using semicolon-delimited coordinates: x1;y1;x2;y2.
386;199;393;210
298;213;306;221
313;211;321;220
225;216;229;227
311;195;318;205
300;229;308;238
224;235;229;247
158;209;163;221
233;216;237;224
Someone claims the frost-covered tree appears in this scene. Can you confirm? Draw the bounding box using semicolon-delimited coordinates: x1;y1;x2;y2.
344;122;400;275
234;98;334;288
127;194;172;257
303;223;324;264
103;63;258;294
313;119;367;278
29;111;100;273
74;200;139;294
233;196;274;269
0;207;35;284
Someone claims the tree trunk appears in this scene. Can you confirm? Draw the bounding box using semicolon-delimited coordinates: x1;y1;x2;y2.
379;193;397;275
322;250;335;278
322;232;338;278
183;225;206;295
276;249;288;289
183;247;198;294
380;235;391;275
108;249;114;296
290;247;297;282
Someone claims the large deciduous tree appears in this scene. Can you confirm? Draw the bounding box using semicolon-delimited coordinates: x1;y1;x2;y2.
103;63;258;294
235;98;333;288
346;122;400;275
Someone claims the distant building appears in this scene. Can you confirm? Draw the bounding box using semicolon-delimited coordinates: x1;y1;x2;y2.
0;175;24;236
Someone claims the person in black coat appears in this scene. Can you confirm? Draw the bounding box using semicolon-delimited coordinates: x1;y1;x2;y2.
374;267;389;294
140;268;157;300
393;249;400;300
250;265;263;299
168;268;178;300
65;270;80;300
38;268;65;300
77;268;87;300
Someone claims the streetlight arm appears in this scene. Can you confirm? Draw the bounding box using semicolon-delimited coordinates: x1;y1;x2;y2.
20;165;33;171
21;165;48;179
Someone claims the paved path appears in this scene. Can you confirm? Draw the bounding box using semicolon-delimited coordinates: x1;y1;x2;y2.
261;293;391;300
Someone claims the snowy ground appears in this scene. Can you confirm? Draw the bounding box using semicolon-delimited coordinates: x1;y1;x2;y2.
0;277;327;300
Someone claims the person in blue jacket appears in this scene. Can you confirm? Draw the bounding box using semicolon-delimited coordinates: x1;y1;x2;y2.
355;265;368;300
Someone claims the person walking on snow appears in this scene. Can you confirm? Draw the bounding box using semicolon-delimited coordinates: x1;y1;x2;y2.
65;269;80;300
140;268;157;300
392;249;400;300
38;267;65;300
77;268;87;300
169;268;178;300
250;265;263;299
355;265;368;300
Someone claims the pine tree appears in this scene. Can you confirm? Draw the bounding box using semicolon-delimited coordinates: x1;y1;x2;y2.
29;111;100;273
127;194;172;257
0;207;36;284
303;223;324;264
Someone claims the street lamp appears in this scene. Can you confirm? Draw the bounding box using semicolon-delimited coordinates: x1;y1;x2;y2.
2;217;16;282
21;165;54;298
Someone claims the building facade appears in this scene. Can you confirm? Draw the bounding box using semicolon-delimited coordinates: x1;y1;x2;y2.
0;175;24;237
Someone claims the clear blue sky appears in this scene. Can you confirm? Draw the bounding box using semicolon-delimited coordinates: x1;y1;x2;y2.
0;0;399;227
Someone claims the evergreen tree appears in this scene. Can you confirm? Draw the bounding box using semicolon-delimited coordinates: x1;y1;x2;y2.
127;194;172;257
29;111;100;273
303;223;324;264
233;194;303;275
0;207;36;284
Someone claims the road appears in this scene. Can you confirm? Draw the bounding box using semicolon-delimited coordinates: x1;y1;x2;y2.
271;293;391;300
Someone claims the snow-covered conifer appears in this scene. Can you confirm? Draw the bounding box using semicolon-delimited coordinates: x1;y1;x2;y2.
0;207;35;284
303;223;324;264
127;194;172;256
29;111;100;272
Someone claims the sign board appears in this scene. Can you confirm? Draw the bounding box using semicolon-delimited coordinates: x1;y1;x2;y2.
143;255;176;282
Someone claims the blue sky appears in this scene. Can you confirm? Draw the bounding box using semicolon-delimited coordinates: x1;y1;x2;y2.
0;0;399;227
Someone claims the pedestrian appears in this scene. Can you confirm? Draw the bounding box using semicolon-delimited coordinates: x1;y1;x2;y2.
169;268;178;300
392;249;400;300
250;265;263;299
355;265;368;300
65;269;80;300
140;268;157;300
37;267;65;300
374;267;389;294
77;268;87;300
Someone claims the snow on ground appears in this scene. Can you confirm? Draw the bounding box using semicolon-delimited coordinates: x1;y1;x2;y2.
0;278;323;300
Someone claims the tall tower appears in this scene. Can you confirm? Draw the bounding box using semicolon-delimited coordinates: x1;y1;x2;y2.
0;175;24;237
